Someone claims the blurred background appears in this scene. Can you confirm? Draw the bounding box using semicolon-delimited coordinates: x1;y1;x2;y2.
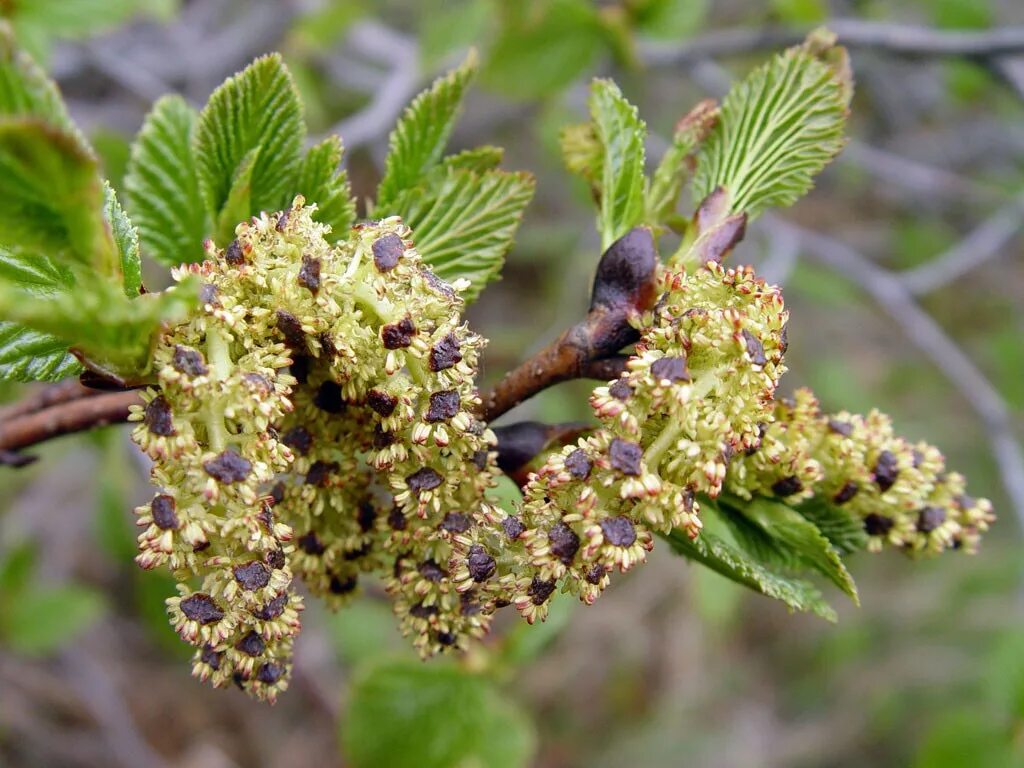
1;1;1023;766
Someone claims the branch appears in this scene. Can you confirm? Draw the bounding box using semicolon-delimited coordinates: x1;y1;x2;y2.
640;21;1024;67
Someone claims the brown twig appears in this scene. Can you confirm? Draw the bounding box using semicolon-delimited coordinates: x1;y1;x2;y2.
0;379;94;422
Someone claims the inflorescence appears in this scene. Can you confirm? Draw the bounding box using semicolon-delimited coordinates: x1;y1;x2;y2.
129;201;993;701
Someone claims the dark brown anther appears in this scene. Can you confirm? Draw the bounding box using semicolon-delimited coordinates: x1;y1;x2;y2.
493;421;552;475
172;345;208;376
269;482;286;505
467;545;497;582
429;332;462;372
372;233;404;271
833;481;859;505
276;209;290;232
193;541;211;553
357;501;376;533
460;591;482;616
827;419;854;437
305;460;338;488
236;631;265;657
421;269;456;298
343;542;372;561
200;644;222;670
472;450;489;470
314;381;345;413
917;506;946;533
779;324;789;354
564;448;592;480
144;395;175;436
528;577;556;605
873;450;900;492
151;495;179;530
650;355;691;383
548;522;580;565
265;548;286;569
373;426;395;448
366;389;398;416
199;283;219;306
203;449;252;483
741;329;767;366
297;254;321;293
180;594;224;624
771;475;803;497
406;467;443;493
224;239;245;265
281;426;313;456
319;332;338;358
441;512;471;533
600;516;637;547
290;355;311;384
381;316;416;349
276;310;307;351
590;227;658;314
388;506;407;530
864;513;895;536
298;531;326;555
233;561;271;591
418;560;447;582
499;516;525;540
437;631;458;647
409;602;438;619
585;563;606;585
329;574;358;595
257;662;285;685
609;378;633;400
425;390;461;423
253;593;288;621
242;373;272;395
609;438;642;476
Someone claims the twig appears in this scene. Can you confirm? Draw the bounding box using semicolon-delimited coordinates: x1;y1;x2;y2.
764;214;1024;528
640;21;1024;67
0;379;93;422
901;190;1024;294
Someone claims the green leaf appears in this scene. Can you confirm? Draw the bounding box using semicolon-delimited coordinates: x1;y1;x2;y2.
646;98;719;224
692;29;851;219
796;497;869;556
104;182;141;296
483;0;603;100
124;94;207;266
663;522;838;621
393;168;535;303
214;146;260;245
194;53;304;228
0;585;105;655
589;79;646;249
733;496;859;604
559;121;602;193
441;145;504;174
291;135;356;241
375;52;477;212
342;660;536;768
0;540;37;597
0;23;75;129
0;118;118;278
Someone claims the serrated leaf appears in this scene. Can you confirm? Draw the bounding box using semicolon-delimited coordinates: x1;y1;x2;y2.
663;524;838;621
589;79;646;249
559;121;602;192
797;497;869;556
103;182;141;296
375;52;477;212
124;94;207;266
442;145;504;174
394;168;535;303
214;146;259;245
646;98;719;224
693;30;851;218
0;585;105;655
732;496;859;604
342;660;536;768
0;23;74;129
194;53;304;228
291;135;355;241
0;118;118;279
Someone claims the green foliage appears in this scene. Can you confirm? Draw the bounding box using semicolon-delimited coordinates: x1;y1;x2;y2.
692;30;851;218
124;95;207;266
195;53;305;230
376;52;477;212
0;24;75;129
797;497;870;555
646;99;719;225
343;660;536;768
293;136;356;240
104;182;142;297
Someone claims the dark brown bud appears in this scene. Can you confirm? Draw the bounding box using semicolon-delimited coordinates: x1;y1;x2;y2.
528;577;556;605
548;522;580;565
257;662;285;685
501;515;526;540
425;390;461;423
366;389;398;416
585;563;606;585
180;594;224;624
200;644;222;670
144;395;175;436
564;448;592;480
467;545;497;582
372;234;404;271
275;310;307;350
204;449;252;483
297;254;321;293
441;512;471;534
406;467;443;493
429;332;462;372
236;631;265;657
234;561;271;591
381;316;416;349
590;227;658;313
151;494;179;530
609;438;642;476
172;345;208;376
600;516;637;547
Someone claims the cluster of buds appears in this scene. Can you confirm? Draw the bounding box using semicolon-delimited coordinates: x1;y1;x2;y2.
130;200;499;698
725;388;995;554
449;258;790;622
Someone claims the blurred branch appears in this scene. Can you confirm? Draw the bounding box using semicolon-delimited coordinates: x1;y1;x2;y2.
764;214;1024;528
901;190;1024;294
641;21;1024;67
0;379;93;422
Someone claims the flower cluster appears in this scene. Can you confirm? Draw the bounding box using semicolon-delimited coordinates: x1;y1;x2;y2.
449;261;790;622
130;200;499;698
725;388;995;554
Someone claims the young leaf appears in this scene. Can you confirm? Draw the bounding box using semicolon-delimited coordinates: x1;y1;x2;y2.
692;29;851;218
0;119;118;279
124;94;207;266
394;168;535;303
0;23;75;130
342;660;536;768
797;496;869;556
291;135;356;240
663;525;838;621
734;496;859;604
441;145;504;174
375;52;477;212
559;121;602;193
194;53;304;228
214;146;260;245
589;79;646;249
103;183;141;297
646;98;719;224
